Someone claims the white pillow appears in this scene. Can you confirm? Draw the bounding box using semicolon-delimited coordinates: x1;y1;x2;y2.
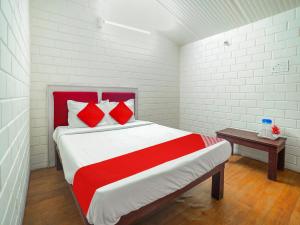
99;100;109;104
105;99;135;125
125;99;135;123
67;100;108;128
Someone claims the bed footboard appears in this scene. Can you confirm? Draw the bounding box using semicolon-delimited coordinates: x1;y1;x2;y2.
116;162;226;225
65;159;226;225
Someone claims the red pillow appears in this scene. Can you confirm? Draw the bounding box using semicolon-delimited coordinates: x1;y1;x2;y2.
109;101;133;125
77;102;105;127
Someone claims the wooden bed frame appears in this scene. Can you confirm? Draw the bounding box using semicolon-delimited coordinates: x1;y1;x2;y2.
55;147;226;225
50;85;227;225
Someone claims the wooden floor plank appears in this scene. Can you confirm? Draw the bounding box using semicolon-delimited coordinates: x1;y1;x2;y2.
23;156;300;225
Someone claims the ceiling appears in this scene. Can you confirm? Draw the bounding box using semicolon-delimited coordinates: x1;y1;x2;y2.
97;0;300;45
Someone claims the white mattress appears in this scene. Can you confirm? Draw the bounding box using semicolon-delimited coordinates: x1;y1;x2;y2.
53;121;231;225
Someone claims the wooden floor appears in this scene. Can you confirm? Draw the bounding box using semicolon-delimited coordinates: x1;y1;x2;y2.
23;156;300;225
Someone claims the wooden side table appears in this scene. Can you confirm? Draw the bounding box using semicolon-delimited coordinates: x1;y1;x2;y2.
216;128;286;181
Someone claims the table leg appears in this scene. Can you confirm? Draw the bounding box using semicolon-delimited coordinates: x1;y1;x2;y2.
277;148;285;170
268;151;278;180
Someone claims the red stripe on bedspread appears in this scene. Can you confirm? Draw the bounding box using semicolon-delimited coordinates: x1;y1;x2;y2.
201;135;224;147
73;133;207;215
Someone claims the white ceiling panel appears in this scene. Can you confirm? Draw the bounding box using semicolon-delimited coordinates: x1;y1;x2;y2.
97;0;300;45
156;0;300;44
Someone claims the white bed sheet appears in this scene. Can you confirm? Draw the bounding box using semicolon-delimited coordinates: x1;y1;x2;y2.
53;121;231;225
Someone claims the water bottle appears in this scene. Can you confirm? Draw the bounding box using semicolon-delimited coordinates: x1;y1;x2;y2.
259;118;272;138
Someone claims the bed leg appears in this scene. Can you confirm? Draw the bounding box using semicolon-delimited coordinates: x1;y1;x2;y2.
55;150;63;171
211;164;224;200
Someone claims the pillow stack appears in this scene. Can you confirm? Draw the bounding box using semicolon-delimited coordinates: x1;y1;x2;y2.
67;99;135;128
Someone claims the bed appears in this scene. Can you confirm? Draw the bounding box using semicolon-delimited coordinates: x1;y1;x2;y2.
48;85;231;225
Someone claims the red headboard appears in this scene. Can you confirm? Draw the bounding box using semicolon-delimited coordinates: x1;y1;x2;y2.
53;91;98;129
102;92;135;102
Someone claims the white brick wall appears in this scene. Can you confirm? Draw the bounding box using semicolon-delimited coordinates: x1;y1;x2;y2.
0;0;31;224
30;0;179;169
180;8;300;172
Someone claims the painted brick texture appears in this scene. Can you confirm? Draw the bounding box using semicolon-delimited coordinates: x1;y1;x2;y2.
30;0;179;169
180;7;300;172
0;0;31;224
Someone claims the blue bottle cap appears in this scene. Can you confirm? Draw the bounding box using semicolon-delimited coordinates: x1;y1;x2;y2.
262;118;272;124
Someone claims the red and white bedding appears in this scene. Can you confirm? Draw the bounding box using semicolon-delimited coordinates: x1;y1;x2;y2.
53;121;231;225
